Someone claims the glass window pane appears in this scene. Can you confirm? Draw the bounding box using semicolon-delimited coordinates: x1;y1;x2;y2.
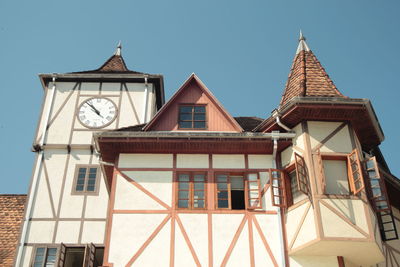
194;114;205;121
179;121;192;128
217;183;227;190
179;113;192;121
194;106;205;112
217;175;228;182
178;191;189;199
178;174;190;181
87;186;95;192
218;191;228;199
87;179;96;185
248;173;257;181
194;121;206;128
194;191;204;199
194;174;205;181
194;183;204;190
76;185;84;191
193;199;205;208
180;106;193;113
178;200;189;208
178;182;189;190
218;199;229;208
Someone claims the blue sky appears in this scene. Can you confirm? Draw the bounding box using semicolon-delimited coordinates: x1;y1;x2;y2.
0;0;399;193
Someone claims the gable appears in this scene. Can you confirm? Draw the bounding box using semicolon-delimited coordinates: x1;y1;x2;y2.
145;74;242;132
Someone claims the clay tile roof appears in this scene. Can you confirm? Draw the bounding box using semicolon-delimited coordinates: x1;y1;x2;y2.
234;117;264;131
71;43;145;74
280;34;346;107
0;194;26;267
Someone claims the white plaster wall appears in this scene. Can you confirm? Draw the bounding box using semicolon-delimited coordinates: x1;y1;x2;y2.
117;84;144;127
124;171;172;208
21;245;33;267
70;130;95;145
226;220;250;267
178;214;209;267
114;172;171;210
176;154;208;168
118;153;173;168
280;123;305;167
323;199;369;233
293;206;317;248
31;167;54;218
26;221;55;243
255;214;283;265
286;202;311;245
42;150;69;211
290;255;339;267
212;154;245;169
319;202;365;238
212;214;244;266
81;221;106;244
59;150;91;218
101;82;121;96
307;121;352;153
80;82;100;94
45;83;78;144
54;221;80;243
108;213;168;266
248;154;273;169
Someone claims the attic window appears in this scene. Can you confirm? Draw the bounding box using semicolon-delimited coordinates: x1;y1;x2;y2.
178;105;206;129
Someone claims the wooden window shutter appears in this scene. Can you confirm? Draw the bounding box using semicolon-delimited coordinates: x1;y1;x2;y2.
347;149;365;195
294;153;311;196
316;150;326;193
57;243;66;267
247;173;262;209
270;169;286;207
365;157;398;241
88;243;96;267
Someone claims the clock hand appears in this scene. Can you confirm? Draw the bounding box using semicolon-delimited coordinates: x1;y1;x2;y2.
86;103;102;116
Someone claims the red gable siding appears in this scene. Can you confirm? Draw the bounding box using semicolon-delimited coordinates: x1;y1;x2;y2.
149;78;241;132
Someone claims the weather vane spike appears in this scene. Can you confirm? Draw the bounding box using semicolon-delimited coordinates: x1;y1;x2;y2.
115;41;122;56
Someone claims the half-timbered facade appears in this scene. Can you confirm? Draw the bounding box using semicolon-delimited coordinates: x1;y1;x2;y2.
13;35;400;267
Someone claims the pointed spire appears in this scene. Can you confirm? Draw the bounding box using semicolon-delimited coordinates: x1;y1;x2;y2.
296;30;310;54
279;33;346;107
115;41;122;56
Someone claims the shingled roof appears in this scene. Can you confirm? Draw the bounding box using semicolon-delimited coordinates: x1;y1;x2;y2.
72;42;144;74
0;194;26;267
279;32;346;107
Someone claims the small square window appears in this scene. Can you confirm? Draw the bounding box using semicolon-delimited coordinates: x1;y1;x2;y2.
178;105;207;129
72;165;100;195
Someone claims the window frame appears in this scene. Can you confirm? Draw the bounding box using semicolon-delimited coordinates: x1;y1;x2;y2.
30;245;58;267
317;149;364;196
176;172;207;210
177;104;207;130
71;165;101;196
215;172;262;210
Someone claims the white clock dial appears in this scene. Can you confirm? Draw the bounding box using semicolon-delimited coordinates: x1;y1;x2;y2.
78;98;117;128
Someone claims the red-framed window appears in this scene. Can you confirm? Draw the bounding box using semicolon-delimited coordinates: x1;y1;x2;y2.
178;105;207;129
177;172;207;209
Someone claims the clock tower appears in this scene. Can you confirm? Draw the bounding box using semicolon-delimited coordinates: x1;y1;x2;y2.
15;44;165;266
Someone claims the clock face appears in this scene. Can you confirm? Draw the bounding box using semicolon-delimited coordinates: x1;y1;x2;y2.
78;98;117;128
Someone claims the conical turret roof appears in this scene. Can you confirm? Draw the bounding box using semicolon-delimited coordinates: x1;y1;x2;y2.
73;42;144;74
279;32;345;107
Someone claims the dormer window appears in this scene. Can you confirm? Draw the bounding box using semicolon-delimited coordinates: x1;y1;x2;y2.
178;105;206;129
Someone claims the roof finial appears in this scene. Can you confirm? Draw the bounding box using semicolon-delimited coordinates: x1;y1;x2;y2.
115;41;122;56
296;30;310;54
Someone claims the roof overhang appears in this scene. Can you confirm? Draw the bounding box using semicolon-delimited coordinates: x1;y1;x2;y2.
256;97;384;150
38;73;165;109
94;131;295;187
